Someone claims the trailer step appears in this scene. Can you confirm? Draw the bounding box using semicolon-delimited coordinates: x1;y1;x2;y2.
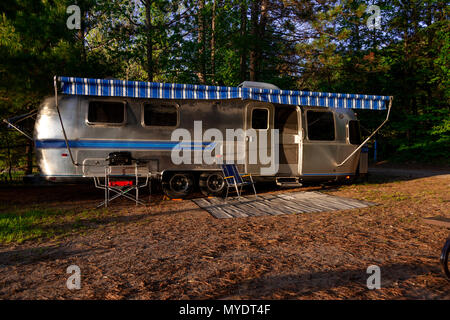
276;177;302;188
277;183;303;188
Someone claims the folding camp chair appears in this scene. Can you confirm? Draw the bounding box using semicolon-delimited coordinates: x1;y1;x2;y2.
221;164;257;201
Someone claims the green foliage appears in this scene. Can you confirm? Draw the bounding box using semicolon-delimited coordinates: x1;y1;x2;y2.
295;0;449;163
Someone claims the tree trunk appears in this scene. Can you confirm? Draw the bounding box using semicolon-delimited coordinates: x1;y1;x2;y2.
259;0;268;32
240;0;248;82
211;0;216;84
249;0;268;81
197;0;206;84
5;133;12;182
79;28;86;64
145;0;154;81
26;140;33;175
78;5;86;64
249;0;260;81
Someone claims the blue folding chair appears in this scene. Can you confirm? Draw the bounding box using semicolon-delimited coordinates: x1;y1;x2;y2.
221;164;257;201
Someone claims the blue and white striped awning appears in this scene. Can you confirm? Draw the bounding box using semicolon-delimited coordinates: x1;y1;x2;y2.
58;76;391;110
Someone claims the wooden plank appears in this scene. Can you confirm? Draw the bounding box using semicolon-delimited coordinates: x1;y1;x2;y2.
210;209;233;219
256;198;292;215
192;198;234;218
196;197;252;217
226;202;253;217
285;194;326;213
206;207;233;219
307;195;355;211
320;194;370;209
239;195;286;215
316;195;359;211
219;204;248;218
251;201;284;216
302;198;340;212
331;194;375;207
276;196;327;213
275;198;319;214
276;193;335;212
234;200;267;216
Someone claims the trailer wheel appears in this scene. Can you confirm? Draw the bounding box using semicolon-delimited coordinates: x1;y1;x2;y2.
162;173;194;198
199;172;225;196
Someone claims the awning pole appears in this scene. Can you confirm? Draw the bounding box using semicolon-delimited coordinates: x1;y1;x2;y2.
54;75;79;167
336;96;393;167
2;110;37;140
2;119;33;140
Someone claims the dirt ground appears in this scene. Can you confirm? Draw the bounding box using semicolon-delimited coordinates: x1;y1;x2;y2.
0;169;449;300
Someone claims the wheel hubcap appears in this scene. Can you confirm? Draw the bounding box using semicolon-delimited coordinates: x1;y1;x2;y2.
206;174;224;192
169;174;191;193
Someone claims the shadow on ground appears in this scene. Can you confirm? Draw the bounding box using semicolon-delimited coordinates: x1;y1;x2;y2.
0;245;106;267
214;262;446;299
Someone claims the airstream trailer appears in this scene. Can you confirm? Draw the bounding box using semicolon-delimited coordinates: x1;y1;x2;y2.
29;76;392;198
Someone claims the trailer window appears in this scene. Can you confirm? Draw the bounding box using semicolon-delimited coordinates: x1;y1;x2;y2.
88;101;125;124
306;111;335;141
143;103;178;127
252;108;269;130
348;120;361;145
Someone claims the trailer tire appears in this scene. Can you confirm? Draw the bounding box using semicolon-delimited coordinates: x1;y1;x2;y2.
162;172;194;199
199;172;226;197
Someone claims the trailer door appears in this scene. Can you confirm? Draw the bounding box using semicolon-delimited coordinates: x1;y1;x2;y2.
245;102;275;175
274;105;300;176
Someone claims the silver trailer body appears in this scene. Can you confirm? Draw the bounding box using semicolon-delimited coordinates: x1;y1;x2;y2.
34;94;361;185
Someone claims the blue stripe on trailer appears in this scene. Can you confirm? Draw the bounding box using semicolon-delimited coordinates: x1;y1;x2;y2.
35;139;215;150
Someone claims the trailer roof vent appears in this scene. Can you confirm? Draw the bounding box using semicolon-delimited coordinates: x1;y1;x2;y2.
238;81;280;90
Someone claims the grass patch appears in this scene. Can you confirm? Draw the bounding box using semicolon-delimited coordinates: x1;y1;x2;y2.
381;192;410;201
0;207;114;244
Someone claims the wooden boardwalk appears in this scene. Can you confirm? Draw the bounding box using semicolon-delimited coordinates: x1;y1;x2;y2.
193;191;375;219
